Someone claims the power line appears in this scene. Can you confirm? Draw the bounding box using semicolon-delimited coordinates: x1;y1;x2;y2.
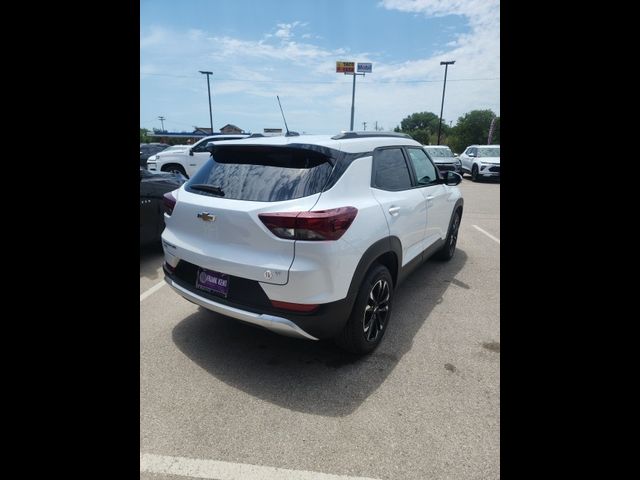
141;72;499;84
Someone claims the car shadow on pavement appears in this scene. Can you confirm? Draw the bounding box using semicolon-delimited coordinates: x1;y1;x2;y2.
140;242;164;280
171;249;467;417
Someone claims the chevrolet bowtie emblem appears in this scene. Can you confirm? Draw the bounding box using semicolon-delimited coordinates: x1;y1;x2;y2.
197;212;216;222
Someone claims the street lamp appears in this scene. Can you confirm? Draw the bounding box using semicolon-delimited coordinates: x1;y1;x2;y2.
437;60;455;145
199;71;214;133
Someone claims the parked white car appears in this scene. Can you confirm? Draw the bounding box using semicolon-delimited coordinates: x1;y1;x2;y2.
459;145;500;181
146;134;251;178
161;132;464;354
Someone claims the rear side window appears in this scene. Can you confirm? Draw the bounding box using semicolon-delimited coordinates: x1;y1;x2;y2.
186;146;332;202
372;148;412;191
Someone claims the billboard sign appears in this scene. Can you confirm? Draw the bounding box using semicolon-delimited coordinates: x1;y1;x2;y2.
336;61;355;73
357;62;372;73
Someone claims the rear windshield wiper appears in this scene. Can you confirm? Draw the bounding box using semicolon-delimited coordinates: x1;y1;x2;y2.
189;184;225;196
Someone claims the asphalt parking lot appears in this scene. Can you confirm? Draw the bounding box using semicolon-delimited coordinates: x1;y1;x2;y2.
140;177;500;480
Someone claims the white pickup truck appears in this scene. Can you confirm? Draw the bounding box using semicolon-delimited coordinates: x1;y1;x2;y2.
146;134;251;178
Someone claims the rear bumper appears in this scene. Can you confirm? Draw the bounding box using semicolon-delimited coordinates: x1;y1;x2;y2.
165;276;319;340
164;265;355;340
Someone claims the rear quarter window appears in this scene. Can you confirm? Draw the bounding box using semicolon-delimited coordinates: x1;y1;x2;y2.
186;146;333;202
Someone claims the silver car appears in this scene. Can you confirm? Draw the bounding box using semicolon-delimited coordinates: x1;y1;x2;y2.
422;145;462;176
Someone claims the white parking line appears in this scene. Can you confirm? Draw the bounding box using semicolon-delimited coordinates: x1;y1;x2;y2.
472;224;500;244
140;281;166;302
140;453;381;480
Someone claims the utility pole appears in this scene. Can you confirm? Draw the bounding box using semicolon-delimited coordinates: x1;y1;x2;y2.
437;60;455;145
375;121;378;131
199;71;214;133
362;121;367;131
347;71;365;130
336;62;371;131
158;116;165;132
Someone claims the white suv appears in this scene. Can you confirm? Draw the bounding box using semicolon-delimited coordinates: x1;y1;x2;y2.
146;134;251;178
459;145;500;181
161;132;464;354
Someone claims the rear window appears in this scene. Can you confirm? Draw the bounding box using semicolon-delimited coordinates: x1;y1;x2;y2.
185;146;333;202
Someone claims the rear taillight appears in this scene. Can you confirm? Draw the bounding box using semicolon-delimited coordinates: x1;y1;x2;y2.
270;300;319;313
259;207;358;241
163;191;177;216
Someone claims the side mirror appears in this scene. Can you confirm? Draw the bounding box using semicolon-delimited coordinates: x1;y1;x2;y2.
205;142;217;154
188;148;194;156
468;152;476;157
445;171;462;186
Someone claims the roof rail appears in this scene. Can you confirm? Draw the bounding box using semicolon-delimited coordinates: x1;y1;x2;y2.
331;131;412;140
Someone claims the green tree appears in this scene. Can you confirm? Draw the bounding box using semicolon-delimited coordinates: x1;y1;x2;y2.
394;111;451;145
140;128;151;143
448;110;499;153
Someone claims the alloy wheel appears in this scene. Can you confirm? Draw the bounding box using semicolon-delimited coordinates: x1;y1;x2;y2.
448;213;460;255
363;279;390;342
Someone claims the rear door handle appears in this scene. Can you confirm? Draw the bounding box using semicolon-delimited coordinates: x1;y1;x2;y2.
388;207;401;216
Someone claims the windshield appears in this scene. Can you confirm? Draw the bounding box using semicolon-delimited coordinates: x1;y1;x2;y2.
424;147;454;157
164;146;188;151
477;147;500;157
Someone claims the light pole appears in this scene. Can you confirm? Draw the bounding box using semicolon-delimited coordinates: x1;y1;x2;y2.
348;72;365;130
199;71;214;133
437;60;455;145
158;116;165;132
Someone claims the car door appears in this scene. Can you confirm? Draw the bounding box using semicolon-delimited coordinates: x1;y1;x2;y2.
185;139;213;177
459;147;469;171
405;147;451;244
140;169;160;243
370;147;428;267
466;147;478;171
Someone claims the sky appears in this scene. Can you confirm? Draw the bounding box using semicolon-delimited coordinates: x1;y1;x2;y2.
140;0;499;135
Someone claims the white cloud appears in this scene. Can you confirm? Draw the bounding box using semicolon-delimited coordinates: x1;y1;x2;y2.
141;5;499;134
377;0;500;121
273;21;307;39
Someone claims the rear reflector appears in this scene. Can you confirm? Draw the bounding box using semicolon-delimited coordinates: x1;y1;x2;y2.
259;207;357;241
270;300;319;313
163;191;177;216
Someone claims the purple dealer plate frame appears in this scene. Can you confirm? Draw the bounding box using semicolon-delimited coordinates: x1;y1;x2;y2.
195;268;229;297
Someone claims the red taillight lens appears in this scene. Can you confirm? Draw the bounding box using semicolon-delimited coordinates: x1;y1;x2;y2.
270;300;319;313
163;191;177;216
259;207;358;241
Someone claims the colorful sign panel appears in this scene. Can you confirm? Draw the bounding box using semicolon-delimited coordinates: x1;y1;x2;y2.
357;63;372;73
336;61;355;73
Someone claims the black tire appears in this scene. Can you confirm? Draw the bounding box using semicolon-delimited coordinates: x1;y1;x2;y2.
471;165;480;182
162;164;188;177
335;264;393;355
435;209;462;261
